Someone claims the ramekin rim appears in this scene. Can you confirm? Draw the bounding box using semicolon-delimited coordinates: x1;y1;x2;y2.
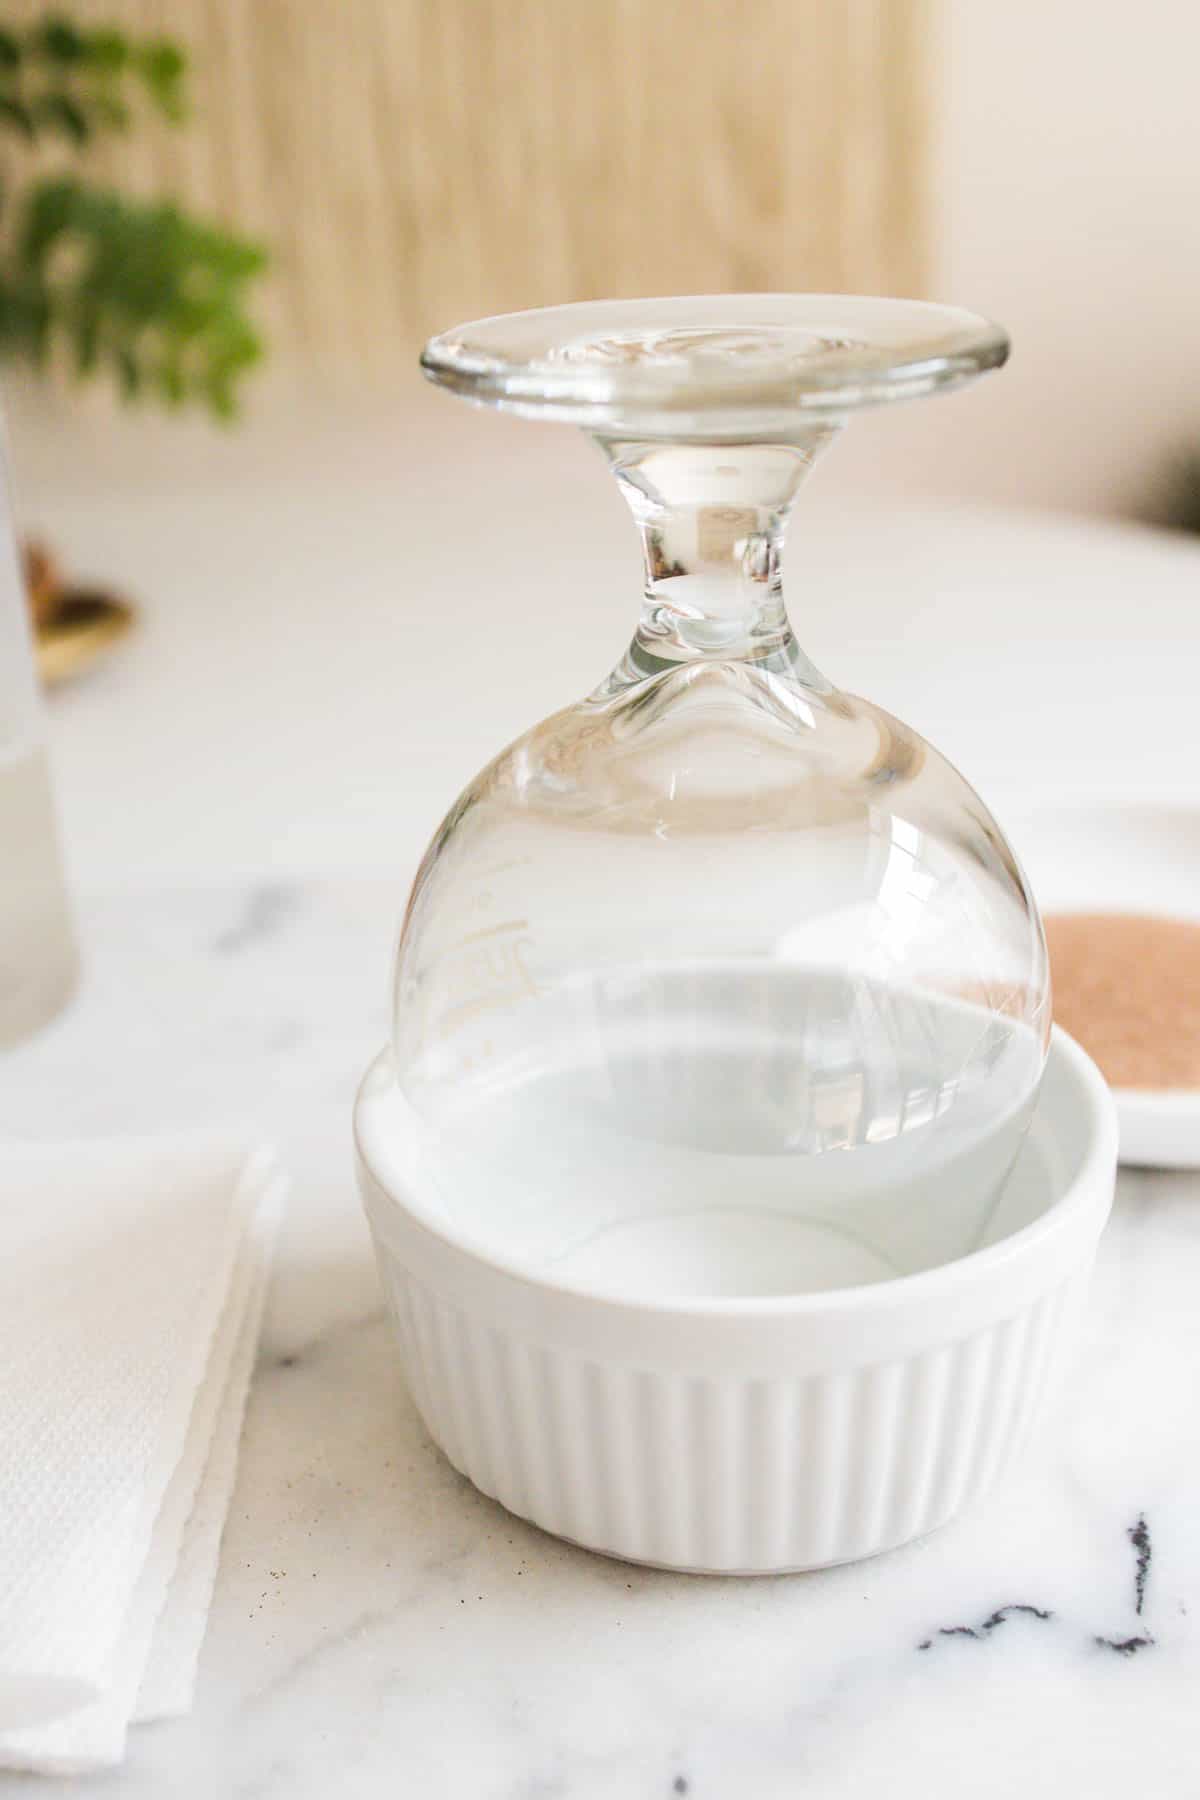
354;1026;1116;1322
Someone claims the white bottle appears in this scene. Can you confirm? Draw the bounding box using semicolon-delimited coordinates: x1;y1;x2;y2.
0;418;77;1049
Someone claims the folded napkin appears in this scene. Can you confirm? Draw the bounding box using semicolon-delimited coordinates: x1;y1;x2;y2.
0;1137;285;1774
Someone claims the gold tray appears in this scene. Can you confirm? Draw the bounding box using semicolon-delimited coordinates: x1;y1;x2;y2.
36;590;136;687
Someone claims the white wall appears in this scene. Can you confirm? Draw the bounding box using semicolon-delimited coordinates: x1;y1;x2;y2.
835;0;1200;518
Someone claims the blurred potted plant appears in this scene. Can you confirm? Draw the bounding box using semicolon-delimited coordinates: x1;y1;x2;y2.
0;11;267;675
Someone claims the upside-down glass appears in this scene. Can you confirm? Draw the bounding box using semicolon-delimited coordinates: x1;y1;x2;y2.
391;297;1049;1297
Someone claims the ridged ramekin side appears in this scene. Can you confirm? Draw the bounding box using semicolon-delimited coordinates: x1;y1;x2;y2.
371;1236;1092;1573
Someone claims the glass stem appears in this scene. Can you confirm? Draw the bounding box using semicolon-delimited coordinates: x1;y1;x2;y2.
595;428;840;687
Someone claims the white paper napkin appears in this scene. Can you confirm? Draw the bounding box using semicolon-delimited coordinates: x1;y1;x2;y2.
0;1137;285;1774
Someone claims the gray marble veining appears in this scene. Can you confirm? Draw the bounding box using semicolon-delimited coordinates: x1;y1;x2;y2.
1;882;1196;1798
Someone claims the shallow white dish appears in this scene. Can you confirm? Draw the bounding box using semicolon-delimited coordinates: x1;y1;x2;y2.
1010;803;1200;1168
356;1029;1116;1574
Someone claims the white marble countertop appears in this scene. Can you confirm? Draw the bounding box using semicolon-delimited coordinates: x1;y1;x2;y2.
5;393;1200;1794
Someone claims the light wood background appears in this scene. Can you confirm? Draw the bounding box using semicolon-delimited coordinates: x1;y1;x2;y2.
4;0;932;384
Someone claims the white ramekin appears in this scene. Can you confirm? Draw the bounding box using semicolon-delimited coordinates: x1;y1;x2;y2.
355;1028;1116;1574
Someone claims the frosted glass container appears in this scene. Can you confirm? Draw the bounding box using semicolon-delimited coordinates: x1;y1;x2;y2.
0;411;76;1050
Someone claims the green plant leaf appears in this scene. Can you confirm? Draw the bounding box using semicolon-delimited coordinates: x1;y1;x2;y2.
7;178;267;416
87;29;129;72
0;17;266;416
139;39;185;84
37;15;85;63
0;93;34;138
0;20;190;137
32;90;90;144
136;38;186;119
0;266;51;359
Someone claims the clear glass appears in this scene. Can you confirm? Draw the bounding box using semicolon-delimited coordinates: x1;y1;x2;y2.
392;297;1048;1298
0;406;76;1051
